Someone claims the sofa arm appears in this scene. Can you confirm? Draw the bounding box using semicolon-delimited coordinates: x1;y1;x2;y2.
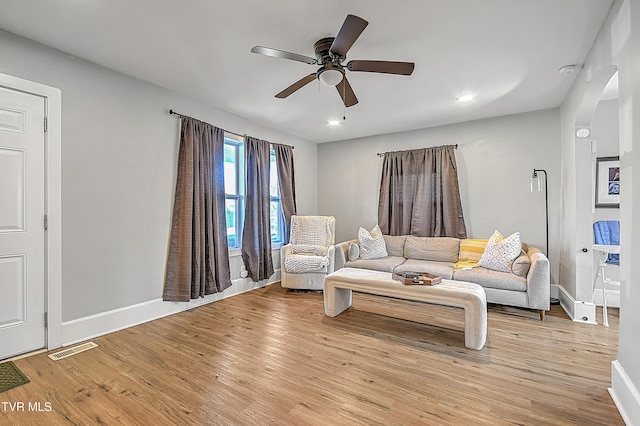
526;247;550;311
327;245;336;273
334;239;357;270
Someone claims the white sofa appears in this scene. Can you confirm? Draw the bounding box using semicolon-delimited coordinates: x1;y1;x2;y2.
334;235;550;320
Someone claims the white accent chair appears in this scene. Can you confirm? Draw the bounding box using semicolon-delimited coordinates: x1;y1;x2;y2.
280;215;336;290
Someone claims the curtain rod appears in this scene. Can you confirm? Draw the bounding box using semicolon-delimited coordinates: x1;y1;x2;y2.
169;109;294;149
377;144;458;157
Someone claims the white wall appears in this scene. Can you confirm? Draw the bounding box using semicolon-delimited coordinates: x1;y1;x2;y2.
560;0;640;422
616;0;640;422
317;108;561;283
0;29;317;323
592;99;620;285
593;98;621;223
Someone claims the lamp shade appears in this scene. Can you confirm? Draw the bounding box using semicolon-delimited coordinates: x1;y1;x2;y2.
530;171;542;192
318;68;343;86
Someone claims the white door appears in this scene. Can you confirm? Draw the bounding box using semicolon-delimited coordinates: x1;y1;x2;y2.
0;86;46;360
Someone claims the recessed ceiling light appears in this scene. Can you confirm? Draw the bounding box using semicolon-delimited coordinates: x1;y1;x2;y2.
558;65;578;75
576;128;590;138
456;94;475;103
328;120;341;127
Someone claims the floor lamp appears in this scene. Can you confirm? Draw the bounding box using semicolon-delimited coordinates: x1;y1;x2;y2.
529;169;548;256
530;169;557;304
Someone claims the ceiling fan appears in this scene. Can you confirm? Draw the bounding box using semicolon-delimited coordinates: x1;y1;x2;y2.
251;14;415;107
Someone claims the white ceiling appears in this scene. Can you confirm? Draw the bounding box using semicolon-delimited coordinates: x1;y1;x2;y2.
0;0;613;143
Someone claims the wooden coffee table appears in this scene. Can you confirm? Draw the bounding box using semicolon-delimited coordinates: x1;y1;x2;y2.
323;267;487;350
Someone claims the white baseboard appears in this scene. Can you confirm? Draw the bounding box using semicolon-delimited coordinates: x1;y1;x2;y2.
61;271;280;347
558;285;597;324
610;360;640;425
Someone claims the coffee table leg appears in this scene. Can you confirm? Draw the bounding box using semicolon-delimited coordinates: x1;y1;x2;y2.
463;302;487;350
324;284;353;317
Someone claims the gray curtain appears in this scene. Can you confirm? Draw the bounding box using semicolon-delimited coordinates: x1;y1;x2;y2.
274;143;297;244
163;117;232;301
378;145;467;238
241;137;274;281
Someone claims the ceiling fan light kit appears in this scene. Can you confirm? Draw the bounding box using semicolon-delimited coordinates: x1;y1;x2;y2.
318;66;344;87
251;14;415;108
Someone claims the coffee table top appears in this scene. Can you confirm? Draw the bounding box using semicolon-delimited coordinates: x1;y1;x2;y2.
326;267;484;296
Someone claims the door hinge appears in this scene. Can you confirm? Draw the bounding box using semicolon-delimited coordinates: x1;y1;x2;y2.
44;312;48;328
43;214;48;230
44;116;48;132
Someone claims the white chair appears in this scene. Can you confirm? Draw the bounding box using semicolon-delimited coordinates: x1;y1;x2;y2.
280;215;336;290
592;220;620;327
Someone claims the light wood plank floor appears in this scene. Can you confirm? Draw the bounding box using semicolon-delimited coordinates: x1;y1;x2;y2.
1;284;623;425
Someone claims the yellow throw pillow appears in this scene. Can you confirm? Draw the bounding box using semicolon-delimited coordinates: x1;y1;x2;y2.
454;239;488;269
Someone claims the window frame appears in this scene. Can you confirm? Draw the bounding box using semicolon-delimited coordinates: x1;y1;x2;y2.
224;136;244;250
223;135;285;251
269;150;284;245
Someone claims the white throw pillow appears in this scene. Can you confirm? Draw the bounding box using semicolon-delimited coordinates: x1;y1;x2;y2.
358;225;388;260
478;230;522;273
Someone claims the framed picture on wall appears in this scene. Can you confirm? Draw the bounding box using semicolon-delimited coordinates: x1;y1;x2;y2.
595;156;620;208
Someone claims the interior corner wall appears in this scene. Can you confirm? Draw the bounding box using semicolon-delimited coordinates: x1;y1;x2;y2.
0;29;318;324
317;108;561;283
560;0;640;422
616;0;640;422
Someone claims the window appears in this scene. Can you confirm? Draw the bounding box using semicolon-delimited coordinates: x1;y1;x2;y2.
224;137;243;249
224;136;284;249
270;150;284;244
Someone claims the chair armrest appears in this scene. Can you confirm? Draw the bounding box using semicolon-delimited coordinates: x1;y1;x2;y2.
280;244;292;283
526;247;550;310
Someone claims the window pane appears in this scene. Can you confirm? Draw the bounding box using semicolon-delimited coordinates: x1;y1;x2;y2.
270;200;280;242
270;150;279;197
226;198;237;248
224;144;237;195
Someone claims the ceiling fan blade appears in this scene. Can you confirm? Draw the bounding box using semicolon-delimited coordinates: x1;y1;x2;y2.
275;74;317;98
251;46;317;65
335;76;358;107
347;60;415;75
330;15;369;57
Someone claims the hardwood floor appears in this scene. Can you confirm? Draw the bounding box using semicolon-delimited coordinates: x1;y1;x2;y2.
1;284;623;425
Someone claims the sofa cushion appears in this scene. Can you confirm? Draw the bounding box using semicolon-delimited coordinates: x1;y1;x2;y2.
346;256;406;273
478;231;521;273
454;238;488;269
348;243;360;261
404;236;460;263
358;225;388;260
393;259;455;280
511;251;531;277
453;266;527;292
383;235;407;257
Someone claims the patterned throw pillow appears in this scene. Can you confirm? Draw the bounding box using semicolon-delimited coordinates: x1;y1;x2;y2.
478;230;522;273
358;225;388;260
454;239;489;269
